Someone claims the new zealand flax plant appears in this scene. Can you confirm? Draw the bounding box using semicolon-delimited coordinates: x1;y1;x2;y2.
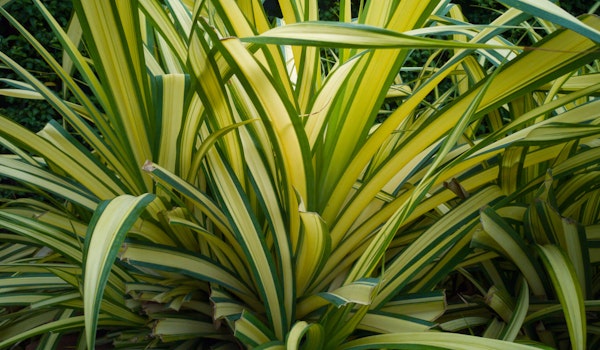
0;0;599;348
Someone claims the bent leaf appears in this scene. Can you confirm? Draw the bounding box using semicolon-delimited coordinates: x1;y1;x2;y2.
83;194;155;349
244;21;521;50
536;244;586;350
340;332;548;350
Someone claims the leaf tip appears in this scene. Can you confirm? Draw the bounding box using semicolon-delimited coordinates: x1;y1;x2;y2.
142;160;156;172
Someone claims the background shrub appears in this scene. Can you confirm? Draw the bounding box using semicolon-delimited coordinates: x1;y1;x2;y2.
0;0;71;130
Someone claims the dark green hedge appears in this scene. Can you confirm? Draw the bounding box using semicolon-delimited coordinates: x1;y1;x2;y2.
0;0;72;131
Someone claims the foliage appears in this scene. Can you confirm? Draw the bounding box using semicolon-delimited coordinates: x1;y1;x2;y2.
454;0;594;23
0;0;592;130
452;0;598;46
0;0;71;129
0;0;72;200
0;0;599;349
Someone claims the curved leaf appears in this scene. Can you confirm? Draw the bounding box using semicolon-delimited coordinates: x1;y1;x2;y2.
243;21;520;50
82;194;155;349
536;244;586;350
498;1;600;43
286;321;324;349
339;332;547;350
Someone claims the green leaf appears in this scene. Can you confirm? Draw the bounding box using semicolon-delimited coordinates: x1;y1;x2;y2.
379;291;446;322
0;274;67;291
536;244;586;350
119;241;255;298
296;210;331;294
243;21;520;50
152;318;232;342
358;311;435;333
207;159;289;337
474;206;547;298
82;194;154;349
0;155;98;210
73;0;154;192
234;310;277;347
339;332;546;349
216;32;314;201
151;74;189;174
498;1;600;43
500;278;529;342
373;186;505;307
186;118;259;183
286;321;324;349
322;304;370;349
0;313;131;349
166;214;249;279
35;309;76;350
142;161;232;237
317;278;378;307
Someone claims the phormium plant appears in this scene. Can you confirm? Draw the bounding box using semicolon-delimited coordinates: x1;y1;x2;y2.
0;0;599;349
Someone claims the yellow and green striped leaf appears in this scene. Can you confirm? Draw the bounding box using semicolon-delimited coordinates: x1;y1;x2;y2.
286;321;325;350
475;206;547;298
244;21;520;50
339;332;548;350
152;318;232;342
234;310;277;347
82;194;154;349
317;278;378;307
498;0;600;42
296;210;331;294
119;241;255;298
500;278;529;342
536;244;586;350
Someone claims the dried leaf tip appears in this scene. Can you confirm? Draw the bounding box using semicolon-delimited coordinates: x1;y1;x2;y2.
142;160;156;172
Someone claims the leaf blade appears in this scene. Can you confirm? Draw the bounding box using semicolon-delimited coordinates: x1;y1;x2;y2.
82;194;154;349
536;244;586;350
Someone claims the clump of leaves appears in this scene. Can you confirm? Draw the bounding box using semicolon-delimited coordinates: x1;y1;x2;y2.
0;0;599;349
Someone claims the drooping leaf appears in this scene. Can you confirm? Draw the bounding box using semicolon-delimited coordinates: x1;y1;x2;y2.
82;194;155;349
339;331;548;350
536;244;586;350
